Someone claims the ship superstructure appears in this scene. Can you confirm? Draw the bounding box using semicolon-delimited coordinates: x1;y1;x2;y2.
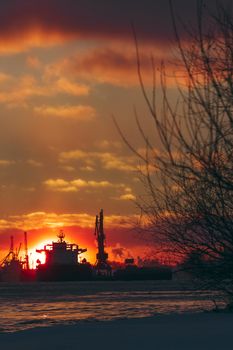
36;231;87;266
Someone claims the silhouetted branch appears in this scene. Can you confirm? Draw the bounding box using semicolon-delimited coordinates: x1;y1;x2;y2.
119;1;233;301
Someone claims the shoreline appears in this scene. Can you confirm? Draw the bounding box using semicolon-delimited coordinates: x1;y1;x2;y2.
1;312;233;350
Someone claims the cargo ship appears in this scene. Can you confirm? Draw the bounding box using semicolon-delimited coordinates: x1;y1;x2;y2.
36;230;92;281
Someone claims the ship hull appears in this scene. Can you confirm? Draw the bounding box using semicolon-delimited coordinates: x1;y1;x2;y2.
36;264;93;281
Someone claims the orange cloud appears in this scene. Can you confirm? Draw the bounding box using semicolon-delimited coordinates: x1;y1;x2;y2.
43;178;126;192
80;165;95;172
46;44;186;88
26;55;42;69
118;193;136;201
34;105;96;120
0;28;75;55
95;140;122;150
26;159;43;167
0;211;136;231
0;71;90;108
0;160;15;166
0;72;12;83
55;78;89;96
59;149;137;172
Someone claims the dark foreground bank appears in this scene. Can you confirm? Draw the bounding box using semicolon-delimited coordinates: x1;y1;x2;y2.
1;312;233;350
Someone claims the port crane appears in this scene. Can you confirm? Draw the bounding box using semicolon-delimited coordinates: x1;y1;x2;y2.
0;236;21;267
94;209;111;275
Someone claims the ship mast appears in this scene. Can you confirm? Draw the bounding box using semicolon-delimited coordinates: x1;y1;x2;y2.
24;231;29;270
57;230;65;243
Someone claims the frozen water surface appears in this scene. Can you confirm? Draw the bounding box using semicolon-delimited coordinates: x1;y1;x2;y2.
0;280;225;332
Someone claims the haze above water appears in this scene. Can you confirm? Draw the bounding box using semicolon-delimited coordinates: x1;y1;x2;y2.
0;281;225;333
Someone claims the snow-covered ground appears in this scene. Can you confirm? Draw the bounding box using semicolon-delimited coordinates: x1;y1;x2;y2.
1;312;232;350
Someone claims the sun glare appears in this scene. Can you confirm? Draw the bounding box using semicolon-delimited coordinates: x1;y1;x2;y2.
29;238;55;269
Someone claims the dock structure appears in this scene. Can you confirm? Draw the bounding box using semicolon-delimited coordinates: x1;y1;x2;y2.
0;236;22;282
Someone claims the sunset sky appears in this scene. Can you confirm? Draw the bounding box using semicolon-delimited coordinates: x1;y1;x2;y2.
0;0;226;265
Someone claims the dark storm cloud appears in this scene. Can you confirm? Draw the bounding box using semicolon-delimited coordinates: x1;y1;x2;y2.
0;0;230;44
